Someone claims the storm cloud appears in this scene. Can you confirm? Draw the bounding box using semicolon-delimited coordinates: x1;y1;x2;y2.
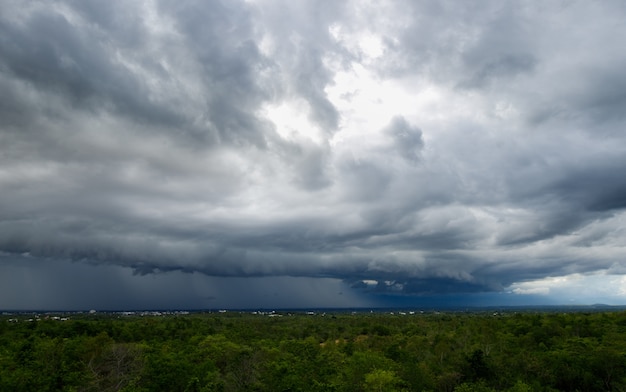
1;0;626;309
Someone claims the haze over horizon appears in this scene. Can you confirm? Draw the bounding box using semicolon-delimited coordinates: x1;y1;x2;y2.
1;0;626;310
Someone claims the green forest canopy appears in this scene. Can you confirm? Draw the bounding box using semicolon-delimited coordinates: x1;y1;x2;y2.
2;309;626;391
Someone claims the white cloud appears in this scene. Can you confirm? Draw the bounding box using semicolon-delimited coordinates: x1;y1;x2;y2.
508;273;626;304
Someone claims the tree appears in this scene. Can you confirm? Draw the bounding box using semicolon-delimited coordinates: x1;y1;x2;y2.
87;342;145;391
463;349;492;383
364;369;401;392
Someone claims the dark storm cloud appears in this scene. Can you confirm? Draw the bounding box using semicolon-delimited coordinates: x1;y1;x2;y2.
384;116;424;163
0;0;280;150
1;0;626;308
156;0;277;146
0;5;182;129
255;0;345;132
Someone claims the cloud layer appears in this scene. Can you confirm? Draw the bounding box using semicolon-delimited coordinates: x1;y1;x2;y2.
1;0;626;308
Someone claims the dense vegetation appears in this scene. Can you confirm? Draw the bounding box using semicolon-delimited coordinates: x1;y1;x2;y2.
2;309;626;391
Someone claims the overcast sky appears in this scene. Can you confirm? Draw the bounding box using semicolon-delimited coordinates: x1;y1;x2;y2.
2;0;626;310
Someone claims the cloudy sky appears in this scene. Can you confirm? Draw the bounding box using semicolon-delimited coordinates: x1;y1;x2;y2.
2;0;626;310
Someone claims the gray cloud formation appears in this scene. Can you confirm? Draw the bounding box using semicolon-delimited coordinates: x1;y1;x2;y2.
1;0;626;308
384;116;424;163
